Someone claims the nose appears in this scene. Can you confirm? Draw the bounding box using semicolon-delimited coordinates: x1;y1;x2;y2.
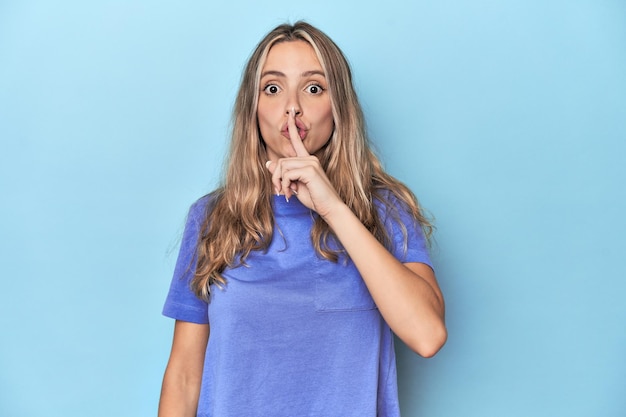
285;93;302;116
285;106;301;116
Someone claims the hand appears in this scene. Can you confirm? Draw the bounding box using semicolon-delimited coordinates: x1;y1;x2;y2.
266;108;343;218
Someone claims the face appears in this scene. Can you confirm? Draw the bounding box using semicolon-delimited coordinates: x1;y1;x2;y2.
257;40;334;161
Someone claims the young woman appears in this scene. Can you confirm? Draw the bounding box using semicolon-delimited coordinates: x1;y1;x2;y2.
159;21;446;417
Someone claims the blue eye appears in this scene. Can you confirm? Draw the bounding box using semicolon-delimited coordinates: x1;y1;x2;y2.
263;84;280;95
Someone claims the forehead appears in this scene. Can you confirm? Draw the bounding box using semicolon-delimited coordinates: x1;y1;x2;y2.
262;40;322;72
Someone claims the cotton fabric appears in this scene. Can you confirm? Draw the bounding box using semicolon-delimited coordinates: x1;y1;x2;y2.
163;193;432;417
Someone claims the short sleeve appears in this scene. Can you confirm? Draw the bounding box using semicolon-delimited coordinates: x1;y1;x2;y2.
378;192;433;270
162;196;210;324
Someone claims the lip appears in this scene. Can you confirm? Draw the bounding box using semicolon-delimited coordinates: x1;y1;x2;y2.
281;118;308;140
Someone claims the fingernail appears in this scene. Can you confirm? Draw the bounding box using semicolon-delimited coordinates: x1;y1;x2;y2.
285;195;290;203
290;187;298;195
265;160;272;168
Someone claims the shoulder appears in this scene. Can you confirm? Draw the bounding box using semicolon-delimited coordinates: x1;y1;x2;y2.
187;190;222;223
373;188;412;220
373;188;396;206
374;188;432;264
373;187;427;241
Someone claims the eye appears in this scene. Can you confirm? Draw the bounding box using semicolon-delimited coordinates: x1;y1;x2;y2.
305;83;325;95
263;84;281;95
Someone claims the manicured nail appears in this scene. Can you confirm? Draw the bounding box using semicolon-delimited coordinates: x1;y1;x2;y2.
265;160;272;168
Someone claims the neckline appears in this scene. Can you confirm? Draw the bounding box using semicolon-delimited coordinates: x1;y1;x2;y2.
272;194;312;214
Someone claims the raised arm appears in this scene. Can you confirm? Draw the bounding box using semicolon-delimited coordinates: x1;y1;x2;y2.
159;321;210;417
267;109;446;357
322;205;446;357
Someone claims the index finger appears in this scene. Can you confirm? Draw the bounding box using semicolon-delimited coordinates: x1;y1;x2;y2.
288;107;310;157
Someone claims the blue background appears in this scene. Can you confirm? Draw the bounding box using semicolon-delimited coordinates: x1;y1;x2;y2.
1;1;624;416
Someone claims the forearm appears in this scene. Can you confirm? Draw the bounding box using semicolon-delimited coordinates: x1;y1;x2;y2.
158;366;202;417
323;203;446;357
159;321;209;417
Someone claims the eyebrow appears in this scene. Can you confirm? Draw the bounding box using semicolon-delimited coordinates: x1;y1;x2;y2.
261;70;326;78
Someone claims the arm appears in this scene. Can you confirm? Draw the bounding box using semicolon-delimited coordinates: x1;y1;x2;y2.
323;204;446;357
158;320;210;417
268;109;446;357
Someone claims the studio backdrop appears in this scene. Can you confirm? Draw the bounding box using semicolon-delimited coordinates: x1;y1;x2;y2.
1;1;624;416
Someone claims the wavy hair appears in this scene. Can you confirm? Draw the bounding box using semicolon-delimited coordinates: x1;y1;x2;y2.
191;21;432;300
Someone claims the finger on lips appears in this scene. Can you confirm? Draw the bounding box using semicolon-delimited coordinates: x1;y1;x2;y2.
288;107;309;157
265;108;310;200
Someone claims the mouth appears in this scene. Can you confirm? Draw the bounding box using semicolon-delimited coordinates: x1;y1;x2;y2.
281;119;308;140
281;128;307;140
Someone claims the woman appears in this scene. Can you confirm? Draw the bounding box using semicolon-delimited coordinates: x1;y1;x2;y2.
159;21;446;417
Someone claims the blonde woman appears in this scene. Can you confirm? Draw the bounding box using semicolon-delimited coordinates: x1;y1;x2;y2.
159;21;446;417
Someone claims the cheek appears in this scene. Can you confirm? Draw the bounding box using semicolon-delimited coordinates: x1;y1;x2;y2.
256;107;272;137
320;106;334;134
257;101;281;129
309;100;334;128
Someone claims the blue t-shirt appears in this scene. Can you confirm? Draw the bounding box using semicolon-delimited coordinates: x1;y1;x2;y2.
163;193;432;417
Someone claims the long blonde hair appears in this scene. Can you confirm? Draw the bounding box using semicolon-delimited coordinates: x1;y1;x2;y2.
191;21;432;300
